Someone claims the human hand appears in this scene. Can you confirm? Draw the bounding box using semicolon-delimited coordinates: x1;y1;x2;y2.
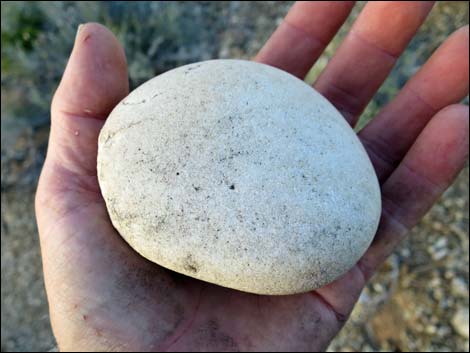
36;2;469;351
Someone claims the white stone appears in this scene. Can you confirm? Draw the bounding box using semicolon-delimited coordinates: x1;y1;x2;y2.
97;59;381;295
451;277;469;297
452;307;470;339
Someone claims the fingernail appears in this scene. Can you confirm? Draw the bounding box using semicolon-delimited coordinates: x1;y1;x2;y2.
75;24;84;42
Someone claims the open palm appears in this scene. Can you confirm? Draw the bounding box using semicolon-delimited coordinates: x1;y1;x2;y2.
36;2;469;351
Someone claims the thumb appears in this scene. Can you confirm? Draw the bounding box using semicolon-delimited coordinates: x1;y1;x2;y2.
48;23;129;176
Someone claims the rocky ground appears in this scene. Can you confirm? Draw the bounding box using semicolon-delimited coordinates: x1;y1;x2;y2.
1;1;468;351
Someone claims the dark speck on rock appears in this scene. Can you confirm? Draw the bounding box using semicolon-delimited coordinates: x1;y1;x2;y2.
183;254;199;273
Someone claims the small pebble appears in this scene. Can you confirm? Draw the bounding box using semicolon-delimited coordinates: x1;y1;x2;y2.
435;237;447;248
451;307;470;339
425;325;437;334
451;277;468;297
431;248;448;261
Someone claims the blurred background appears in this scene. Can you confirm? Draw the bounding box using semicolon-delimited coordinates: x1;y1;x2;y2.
1;1;468;351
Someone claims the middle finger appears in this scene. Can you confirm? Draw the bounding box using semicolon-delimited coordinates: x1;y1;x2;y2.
314;1;434;126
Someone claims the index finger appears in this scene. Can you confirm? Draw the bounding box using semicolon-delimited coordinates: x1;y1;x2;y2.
255;1;355;79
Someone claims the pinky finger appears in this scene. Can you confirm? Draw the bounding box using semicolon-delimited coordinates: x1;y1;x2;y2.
359;104;469;278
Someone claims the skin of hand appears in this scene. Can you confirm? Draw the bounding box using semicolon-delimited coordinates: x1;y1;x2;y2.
35;2;469;351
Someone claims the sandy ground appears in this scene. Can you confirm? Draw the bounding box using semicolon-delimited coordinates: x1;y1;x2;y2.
1;1;468;351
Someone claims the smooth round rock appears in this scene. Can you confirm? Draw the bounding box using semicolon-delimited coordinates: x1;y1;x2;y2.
97;59;381;295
